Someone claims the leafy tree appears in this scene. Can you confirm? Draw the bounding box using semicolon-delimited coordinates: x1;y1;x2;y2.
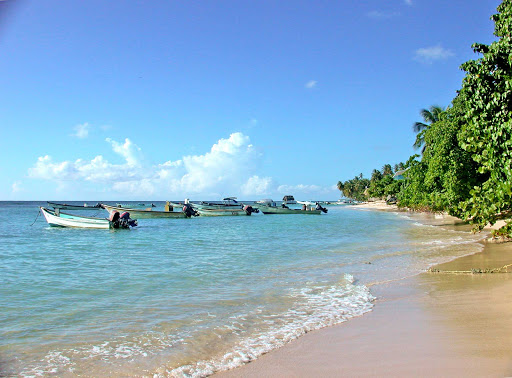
336;181;346;198
399;101;483;212
393;162;405;173
381;164;393;176
455;0;512;234
367;174;394;198
371;169;383;183
413;105;445;151
337;175;370;201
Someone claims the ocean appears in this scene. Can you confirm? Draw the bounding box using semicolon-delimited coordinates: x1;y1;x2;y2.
0;201;485;377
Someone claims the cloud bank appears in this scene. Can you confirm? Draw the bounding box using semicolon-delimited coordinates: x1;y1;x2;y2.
28;132;336;200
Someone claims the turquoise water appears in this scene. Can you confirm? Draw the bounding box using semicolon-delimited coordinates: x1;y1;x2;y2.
0;202;484;377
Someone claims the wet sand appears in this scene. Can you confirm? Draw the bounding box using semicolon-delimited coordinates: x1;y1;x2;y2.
220;233;512;377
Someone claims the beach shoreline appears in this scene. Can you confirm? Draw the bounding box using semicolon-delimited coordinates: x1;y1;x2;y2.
219;205;512;377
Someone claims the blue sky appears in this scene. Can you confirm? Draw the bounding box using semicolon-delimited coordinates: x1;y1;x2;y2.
0;0;500;200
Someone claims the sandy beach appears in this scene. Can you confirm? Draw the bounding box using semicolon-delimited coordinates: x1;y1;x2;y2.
220;206;512;377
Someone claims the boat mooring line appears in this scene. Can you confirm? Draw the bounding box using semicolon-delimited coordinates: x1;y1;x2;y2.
30;209;41;226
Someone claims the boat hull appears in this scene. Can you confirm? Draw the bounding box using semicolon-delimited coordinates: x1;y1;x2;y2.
101;204;187;219
47;202;102;211
196;208;249;216
40;207;112;229
258;206;322;215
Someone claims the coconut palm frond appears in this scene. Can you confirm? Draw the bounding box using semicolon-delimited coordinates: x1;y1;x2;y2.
413;121;428;133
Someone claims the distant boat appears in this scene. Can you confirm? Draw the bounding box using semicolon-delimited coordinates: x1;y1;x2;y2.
296;200;315;206
40;207;136;229
195;197;243;210
47;201;102;211
115;203;157;208
195;205;258;217
101;203;188;219
258;203;322;215
282;195;297;204
335;199;355;205
255;199;277;207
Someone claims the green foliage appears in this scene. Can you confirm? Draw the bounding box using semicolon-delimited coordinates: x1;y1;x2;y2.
337;174;370;201
456;0;512;232
398;103;483;213
337;1;512;236
413;105;445;151
367;174;394;198
367;164;397;198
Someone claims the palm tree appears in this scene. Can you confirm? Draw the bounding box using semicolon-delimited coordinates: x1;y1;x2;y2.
371;169;382;183
413;105;444;151
381;164;393;176
337;181;344;197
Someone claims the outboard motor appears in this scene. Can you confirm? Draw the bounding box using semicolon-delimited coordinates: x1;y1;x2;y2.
315;202;328;213
118;211;138;227
182;204;199;218
109;211;120;223
109;210;137;228
243;205;259;215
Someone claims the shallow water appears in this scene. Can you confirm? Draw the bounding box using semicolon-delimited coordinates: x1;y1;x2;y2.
0;202;485;377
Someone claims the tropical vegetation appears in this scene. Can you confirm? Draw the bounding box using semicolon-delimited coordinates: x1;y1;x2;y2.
336;0;512;237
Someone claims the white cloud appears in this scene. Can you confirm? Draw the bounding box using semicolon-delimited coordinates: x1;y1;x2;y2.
241;176;274;196
414;45;454;64
305;80;317;89
11;181;23;193
28;133;262;198
29;155;80;180
404;0;412;5
367;10;399;19
72;122;90;139
106;138;143;167
28;132;339;200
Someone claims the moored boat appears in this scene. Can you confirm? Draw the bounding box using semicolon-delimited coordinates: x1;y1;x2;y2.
47;201;102;211
40;207;137;229
282;195;297;204
195;197;243;210
195;205;258;216
258;204;322;215
101;203;189;219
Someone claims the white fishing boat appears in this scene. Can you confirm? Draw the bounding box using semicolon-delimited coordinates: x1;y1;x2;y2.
282;195;297;204
101;203;188;219
195;197;243;210
297;200;315;206
256;198;275;205
195;205;259;217
47;201;102;211
258;204;322;215
40;207;137;229
295;201;328;213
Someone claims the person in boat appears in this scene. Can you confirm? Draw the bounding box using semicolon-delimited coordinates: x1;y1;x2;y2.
281;203;289;209
302;203;307;211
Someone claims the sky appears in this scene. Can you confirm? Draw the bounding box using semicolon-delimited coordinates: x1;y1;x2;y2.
0;0;501;201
